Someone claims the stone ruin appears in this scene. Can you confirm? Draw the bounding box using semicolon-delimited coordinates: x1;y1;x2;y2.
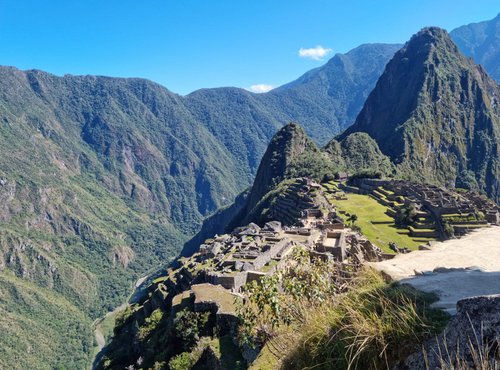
190;179;385;292
352;178;500;238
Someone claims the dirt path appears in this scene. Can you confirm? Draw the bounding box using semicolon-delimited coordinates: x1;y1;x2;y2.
371;226;500;314
94;328;105;349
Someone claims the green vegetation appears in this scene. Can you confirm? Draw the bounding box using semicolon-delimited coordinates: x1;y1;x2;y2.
0;271;92;370
240;178;304;226
169;352;192;370
173;309;211;350
207;336;246;370
330;193;435;252
237;247;339;347
243;123;334;218
324;132;394;176
232;122;353;229
450;13;500;82
281;269;449;369
168;336;246;370
236;252;449;370
395;204;419;227
1;20;499;368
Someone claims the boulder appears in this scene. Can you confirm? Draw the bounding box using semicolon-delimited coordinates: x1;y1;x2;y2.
234;261;244;271
242;262;254;271
404;295;500;369
235;223;261;236
263;221;282;233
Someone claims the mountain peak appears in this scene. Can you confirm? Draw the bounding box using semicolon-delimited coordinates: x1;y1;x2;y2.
278;121;306;136
401;26;462;64
338;27;500;202
414;26;449;39
240;122;332;220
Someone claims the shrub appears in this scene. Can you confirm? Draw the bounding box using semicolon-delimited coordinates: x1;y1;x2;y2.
138;309;164;340
395;204;418;227
236;247;341;348
456;170;479;191
173;309;210;351
443;222;455;238
349;169;383;180
168;352;192;370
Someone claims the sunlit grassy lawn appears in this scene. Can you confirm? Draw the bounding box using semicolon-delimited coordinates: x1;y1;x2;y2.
331;193;434;253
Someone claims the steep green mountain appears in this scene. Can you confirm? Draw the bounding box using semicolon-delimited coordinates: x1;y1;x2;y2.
181;124;395;257
0;42;400;368
98;119;451;370
246;123;331;209
451;12;500;82
339;27;500;202
262;43;402;143
324;132;394;175
230;123;333;227
183;43;400;179
0;67;243;368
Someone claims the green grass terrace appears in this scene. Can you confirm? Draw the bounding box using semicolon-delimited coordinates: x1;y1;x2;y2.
326;192;435;253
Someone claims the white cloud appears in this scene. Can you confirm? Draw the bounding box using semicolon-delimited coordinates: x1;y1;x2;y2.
247;84;274;93
298;45;333;61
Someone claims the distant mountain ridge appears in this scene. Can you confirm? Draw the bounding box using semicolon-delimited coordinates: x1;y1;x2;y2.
451;12;500;82
185;24;500;257
1;13;500;368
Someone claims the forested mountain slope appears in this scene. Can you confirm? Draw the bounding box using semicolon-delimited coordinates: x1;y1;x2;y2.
339;27;500;202
0;43;399;368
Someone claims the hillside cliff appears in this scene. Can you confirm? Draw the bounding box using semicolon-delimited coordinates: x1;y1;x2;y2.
324;132;394;175
227;123;333;228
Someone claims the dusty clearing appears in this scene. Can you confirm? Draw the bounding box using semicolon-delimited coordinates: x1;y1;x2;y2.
371;226;500;313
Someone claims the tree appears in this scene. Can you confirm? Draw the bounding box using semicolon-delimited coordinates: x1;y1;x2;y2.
395;204;418;227
347;214;358;225
172;309;210;351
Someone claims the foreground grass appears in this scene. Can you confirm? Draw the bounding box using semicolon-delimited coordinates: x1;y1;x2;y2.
331;193;435;252
252;268;449;370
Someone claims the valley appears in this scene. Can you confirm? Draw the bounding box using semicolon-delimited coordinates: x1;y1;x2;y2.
0;8;499;370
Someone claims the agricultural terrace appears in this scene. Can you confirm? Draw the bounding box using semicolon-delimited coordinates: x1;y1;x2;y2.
323;182;435;253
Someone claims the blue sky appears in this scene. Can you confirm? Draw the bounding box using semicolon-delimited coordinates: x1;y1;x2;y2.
0;0;498;95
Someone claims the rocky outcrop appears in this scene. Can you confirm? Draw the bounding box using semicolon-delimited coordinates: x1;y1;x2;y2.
244;123;332;215
404;295;500;369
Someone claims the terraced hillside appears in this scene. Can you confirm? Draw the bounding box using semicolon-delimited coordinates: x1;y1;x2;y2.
322;181;435;252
